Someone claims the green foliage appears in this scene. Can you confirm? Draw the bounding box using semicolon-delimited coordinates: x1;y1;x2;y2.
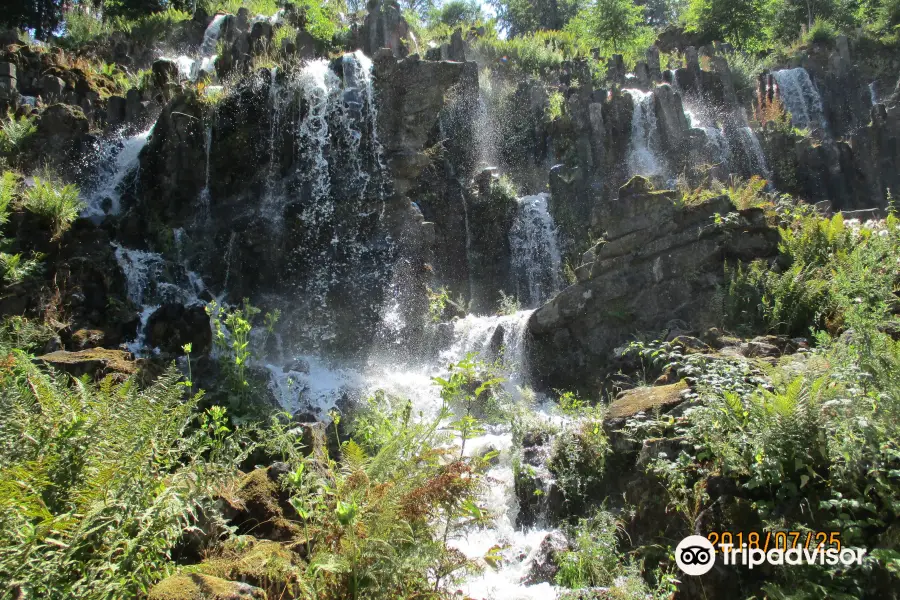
22;176;84;240
62;7;111;46
1;0;65;39
0;351;247;599
273;23;298;49
723;212;895;337
556;509;622;588
724;50;774;102
684;0;775;50
564;0;653;56
546;90;566;121
549;401;609;509
488;0;584;36
108;7;192;46
497;290;521;315
805;17;839;43
206;299;279;408
0;111;37;160
473;30;592;78
435;0;483;26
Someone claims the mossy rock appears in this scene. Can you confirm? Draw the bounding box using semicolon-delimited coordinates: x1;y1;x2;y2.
221;468;300;542
605;380;689;421
148;574;266;600
36;348;137;379
197;537;301;597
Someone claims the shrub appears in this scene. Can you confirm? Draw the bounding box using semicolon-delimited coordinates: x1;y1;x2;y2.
804;18;839;44
473;30;592;78
556;509;622;588
0;354;247;599
62;7;110;46
0;111;37;159
22;176;84;239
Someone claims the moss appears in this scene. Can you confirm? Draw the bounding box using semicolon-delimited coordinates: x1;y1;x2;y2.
605;380;689;420
37;348;137;375
148;573;266;600
196;538;301;597
222;468;300;541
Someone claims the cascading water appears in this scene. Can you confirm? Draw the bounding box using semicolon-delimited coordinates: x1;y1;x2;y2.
772;68;828;132
869;82;878;106
509;194;562;308
736;126;771;178
625;89;665;177
164;13;227;82
83;126;153;218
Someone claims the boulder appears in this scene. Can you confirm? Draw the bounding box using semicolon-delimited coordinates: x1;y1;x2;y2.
152;59;180;89
146;303;212;355
148;574;265;600
37;348;137;379
605;381;689;421
523;531;570;585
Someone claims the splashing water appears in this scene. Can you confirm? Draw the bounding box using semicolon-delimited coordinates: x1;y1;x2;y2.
83;126;153;217
509;194;562;308
772;68;828;132
625;89;664;177
200;13;228;56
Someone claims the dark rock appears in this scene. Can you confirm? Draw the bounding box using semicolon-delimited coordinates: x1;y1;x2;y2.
146;303;212;355
362;0;411;59
528;179;780;391
151;59;179;90
38;74;65;99
295;30;315;59
106;95;126;125
523;531;570;585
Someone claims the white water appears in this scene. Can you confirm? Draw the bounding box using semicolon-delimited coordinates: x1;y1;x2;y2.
737;126;771;179
625;89;664;177
509;194;562;308
164;13;227;82
869;82;878;106
296;59;340;226
702;126;731;166
84;126;153;217
772;68;828;132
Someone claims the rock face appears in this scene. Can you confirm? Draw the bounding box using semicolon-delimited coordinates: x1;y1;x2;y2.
37;348;137;379
527;177;780;390
361;0;411;59
146;303;212;355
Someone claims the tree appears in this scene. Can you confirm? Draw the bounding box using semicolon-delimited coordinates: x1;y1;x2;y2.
565;0;651;53
683;0;775;50
489;0;584;35
436;0;483;26
1;0;65;40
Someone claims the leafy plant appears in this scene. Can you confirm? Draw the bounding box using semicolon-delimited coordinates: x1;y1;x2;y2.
0;355;247;599
22;176;84;240
0;111;37;158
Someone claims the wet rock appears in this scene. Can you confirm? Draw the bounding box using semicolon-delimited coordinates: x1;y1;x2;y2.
106;95;126;125
523;531;570;585
146;303;212;355
37;348;137;379
151;59;180;89
148;574;265;600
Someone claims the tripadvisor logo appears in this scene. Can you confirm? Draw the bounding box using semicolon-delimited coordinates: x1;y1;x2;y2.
675;534;867;576
676;536;716;576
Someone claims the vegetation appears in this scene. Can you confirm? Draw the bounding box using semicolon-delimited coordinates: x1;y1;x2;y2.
22;176;84;240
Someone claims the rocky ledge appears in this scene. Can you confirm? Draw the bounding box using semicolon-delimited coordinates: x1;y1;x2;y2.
527;176;780;391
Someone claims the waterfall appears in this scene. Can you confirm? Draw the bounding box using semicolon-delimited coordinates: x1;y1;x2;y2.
702;126;731;166
869;82;878;106
736;126;771;179
625;89;664;177
199;123;212;221
509;193;562;308
296;59;341;227
772;68;828;132
200;14;227;56
84;126;153;217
